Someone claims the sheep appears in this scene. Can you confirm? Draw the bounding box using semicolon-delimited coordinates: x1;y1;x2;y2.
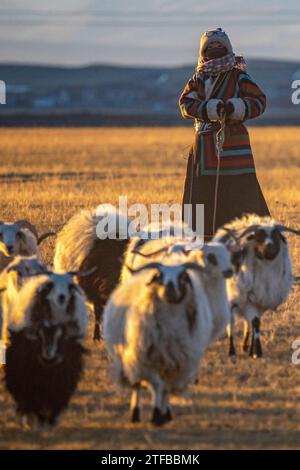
0;220;55;272
53;208;130;341
123;237;234;343
187;242;233;342
214;213;300;358
103;258;213;426
0;255;48;344
4;271;89;428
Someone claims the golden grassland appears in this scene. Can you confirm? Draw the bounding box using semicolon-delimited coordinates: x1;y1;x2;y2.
0;127;300;449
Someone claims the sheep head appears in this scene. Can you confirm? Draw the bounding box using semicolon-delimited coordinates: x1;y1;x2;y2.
236;223;300;261
5;255;47;291
0;220;56;258
126;261;204;304
0;222;32;256
189;242;234;279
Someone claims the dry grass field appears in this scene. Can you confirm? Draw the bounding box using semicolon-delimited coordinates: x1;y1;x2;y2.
0;127;300;450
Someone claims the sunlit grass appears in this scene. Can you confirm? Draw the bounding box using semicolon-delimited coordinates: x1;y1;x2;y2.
0;127;300;449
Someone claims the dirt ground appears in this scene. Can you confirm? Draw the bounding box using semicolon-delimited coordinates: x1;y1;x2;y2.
0;127;300;449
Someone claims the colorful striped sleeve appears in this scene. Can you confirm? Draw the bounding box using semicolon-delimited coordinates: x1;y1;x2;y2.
179;74;210;121
238;73;267;120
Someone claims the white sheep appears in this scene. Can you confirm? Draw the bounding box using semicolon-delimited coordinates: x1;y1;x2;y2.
214;213;299;358
187;242;233;342
122;236;233;344
0;255;47;343
0;220;55;272
103;258;213;426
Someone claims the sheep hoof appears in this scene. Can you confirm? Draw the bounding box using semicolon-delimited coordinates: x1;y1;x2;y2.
230;355;237;364
228;336;236;357
131;406;140;423
164;408;173;423
249;340;262;359
151;407;166;426
93;325;101;341
250;351;262;359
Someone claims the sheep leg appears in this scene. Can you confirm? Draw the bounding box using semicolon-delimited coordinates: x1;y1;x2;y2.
242;319;250;352
148;373;165;426
130;383;141;423
93;303;102;341
226;315;236;357
161;390;173;423
249;316;262;359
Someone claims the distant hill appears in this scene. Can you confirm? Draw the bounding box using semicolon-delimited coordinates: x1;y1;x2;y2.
0;60;299;126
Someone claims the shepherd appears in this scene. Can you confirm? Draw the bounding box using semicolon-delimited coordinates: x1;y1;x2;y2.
179;28;270;239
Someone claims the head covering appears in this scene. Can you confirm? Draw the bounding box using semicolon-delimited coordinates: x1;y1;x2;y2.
196;28;246;77
199;28;233;58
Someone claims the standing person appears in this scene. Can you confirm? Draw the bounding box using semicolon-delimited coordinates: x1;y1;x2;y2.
179;28;270;240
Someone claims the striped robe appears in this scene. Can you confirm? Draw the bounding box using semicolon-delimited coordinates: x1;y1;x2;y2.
179;68;270;238
179;68;266;175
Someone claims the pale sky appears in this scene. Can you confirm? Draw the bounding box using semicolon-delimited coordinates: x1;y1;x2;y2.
1;0;300;66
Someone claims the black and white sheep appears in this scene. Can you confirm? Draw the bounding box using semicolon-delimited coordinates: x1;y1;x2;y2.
53;208;130;340
4;272;88;428
214;213;299;358
103;258;212;426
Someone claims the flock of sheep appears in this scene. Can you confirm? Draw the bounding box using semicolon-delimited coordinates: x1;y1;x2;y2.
0;211;299;428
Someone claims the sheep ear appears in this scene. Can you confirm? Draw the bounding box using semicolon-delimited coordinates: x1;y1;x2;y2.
146;272;160;286
15;220;38;238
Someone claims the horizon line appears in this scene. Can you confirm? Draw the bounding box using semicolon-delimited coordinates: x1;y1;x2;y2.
0;57;299;70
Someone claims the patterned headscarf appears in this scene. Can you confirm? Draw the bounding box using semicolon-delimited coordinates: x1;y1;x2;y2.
196;28;246;77
196;53;246;77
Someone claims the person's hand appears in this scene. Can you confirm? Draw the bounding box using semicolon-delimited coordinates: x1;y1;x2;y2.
224;101;234;118
216;100;225;118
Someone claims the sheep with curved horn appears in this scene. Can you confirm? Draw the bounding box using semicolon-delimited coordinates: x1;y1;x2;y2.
103;257;212;426
214;213;297;359
123;232;235;346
